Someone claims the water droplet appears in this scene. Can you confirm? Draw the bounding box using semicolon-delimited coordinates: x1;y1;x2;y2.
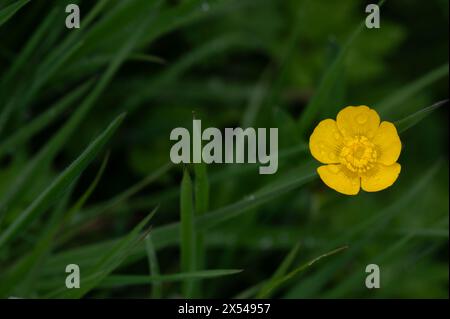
356;113;367;124
201;2;210;11
328;152;336;161
246;194;255;201
334;133;341;140
319;142;326;149
328;165;340;174
260;238;273;249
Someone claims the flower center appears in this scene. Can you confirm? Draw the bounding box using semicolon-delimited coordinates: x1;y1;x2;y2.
339;136;377;173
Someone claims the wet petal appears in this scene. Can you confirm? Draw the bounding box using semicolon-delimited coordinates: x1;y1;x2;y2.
373;121;401;165
317;164;360;195
361;163;401;192
336;105;380;139
309;119;343;164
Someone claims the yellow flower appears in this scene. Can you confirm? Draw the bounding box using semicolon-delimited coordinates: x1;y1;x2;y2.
309;105;402;195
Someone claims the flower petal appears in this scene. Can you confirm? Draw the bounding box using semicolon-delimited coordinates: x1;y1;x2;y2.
373;121;401;165
361;163;401;192
336;105;380;139
317;164;360;195
309;119;343;164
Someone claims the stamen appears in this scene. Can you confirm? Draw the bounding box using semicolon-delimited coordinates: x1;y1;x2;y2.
339;136;377;173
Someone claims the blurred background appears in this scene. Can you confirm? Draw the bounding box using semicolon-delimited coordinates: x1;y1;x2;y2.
0;0;448;298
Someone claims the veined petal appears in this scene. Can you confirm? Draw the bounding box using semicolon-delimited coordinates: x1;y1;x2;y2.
317;164;360;195
309;119;343;164
336;105;380;139
373;121;402;165
361;163;401;192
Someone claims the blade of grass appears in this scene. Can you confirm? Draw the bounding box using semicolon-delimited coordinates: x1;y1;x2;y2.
395;99;448;133
284;160;442;298
259;246;349;298
0;153;108;297
0;113;126;249
180;168;197;298
40;161;317;274
0;183;75;298
59;162;173;244
124;33;262;114
298;0;385;136
144;234;162;298
38;108;439;277
59;152;110;229
40;107;437;275
46;208;158;298
0;0;29;27
99;269;243;288
40;269;242;291
194;161;209;298
376;63;449;116
0;80;93;158
256;242;301;298
0;6;59;127
324;220;445;298
0;13;153;219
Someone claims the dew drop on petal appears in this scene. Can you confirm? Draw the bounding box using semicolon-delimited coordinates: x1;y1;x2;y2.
328;165;340;174
356;113;367;124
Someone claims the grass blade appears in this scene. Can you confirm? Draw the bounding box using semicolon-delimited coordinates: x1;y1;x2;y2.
0;0;29;27
0;13;152;218
0;81;93;158
376;63;449;116
0;113;126;249
98;269;243;288
395;99;448;133
145;234;162;298
257;242;301;298
46;208;157;298
180;168;197;298
259;246;348;298
298;0;385;136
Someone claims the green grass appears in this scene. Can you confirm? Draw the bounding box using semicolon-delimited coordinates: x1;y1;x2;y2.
0;0;447;299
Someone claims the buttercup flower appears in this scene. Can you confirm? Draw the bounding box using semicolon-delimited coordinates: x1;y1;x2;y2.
309;105;401;195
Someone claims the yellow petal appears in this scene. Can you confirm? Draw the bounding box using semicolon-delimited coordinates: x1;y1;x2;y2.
361;163;401;192
372;121;402;165
317;164;360;195
336;105;380;139
309;119;343;164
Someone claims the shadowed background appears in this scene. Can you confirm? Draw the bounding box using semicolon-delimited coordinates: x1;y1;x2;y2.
0;0;448;298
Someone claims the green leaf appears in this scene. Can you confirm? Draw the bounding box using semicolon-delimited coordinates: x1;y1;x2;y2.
47;207;157;298
0;13;152;217
298;0;386;136
284;161;442;298
0;81;93;158
97;269;243;288
0;0;29;27
145;234;162;298
180;168;197;297
257;242;301;298
58;163;173;244
193;161;209;297
376;64;449;116
41;161;317;274
0;113;126;249
260;246;348;298
395;99;448;133
0;185;74;298
60;152;110;229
